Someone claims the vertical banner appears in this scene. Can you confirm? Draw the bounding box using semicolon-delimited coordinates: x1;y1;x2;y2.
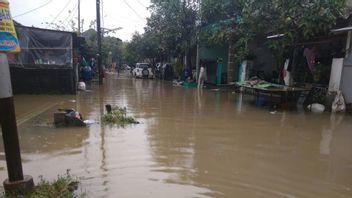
0;0;20;53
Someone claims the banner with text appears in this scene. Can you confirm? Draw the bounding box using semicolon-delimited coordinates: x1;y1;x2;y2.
0;0;20;53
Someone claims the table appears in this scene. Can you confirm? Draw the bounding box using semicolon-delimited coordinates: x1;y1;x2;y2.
236;82;310;108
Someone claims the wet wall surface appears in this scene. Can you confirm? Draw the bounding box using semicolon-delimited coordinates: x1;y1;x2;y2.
1;73;352;197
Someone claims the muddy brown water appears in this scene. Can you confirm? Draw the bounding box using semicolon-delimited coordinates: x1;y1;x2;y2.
1;73;352;197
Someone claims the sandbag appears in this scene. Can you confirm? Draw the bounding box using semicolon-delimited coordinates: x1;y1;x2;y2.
332;90;346;113
78;81;86;91
307;103;325;113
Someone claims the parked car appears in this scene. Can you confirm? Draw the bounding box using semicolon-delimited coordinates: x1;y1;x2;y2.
132;63;154;78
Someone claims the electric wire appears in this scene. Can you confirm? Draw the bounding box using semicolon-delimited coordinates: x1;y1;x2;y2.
47;0;72;28
123;0;144;20
63;2;79;31
60;0;79;26
135;0;147;8
13;0;54;18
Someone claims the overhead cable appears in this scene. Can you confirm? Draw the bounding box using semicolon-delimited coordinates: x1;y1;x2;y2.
47;0;72;28
60;1;79;26
135;0;147;8
123;0;144;20
13;0;54;18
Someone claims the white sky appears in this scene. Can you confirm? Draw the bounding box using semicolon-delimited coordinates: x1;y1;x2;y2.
8;0;151;41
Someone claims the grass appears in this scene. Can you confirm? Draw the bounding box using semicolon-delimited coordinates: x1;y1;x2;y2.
102;106;139;125
3;170;85;198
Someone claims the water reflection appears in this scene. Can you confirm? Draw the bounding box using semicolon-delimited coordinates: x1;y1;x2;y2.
144;79;352;197
0;73;351;197
320;114;344;155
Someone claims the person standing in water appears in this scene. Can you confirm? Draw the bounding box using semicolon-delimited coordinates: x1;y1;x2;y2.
198;64;207;89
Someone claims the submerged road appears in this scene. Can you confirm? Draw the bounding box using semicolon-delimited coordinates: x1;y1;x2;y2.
1;72;352;197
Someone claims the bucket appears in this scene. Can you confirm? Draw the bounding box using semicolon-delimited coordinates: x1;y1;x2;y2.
256;94;267;107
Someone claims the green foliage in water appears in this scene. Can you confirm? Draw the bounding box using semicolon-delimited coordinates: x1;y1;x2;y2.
102;106;139;125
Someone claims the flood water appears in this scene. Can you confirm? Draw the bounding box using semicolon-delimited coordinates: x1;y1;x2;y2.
1;72;352;197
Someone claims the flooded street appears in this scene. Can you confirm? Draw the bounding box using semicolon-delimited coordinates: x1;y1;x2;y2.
1;73;352;197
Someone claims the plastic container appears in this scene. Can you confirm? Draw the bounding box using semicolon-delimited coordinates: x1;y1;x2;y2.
256;95;267;107
183;81;197;88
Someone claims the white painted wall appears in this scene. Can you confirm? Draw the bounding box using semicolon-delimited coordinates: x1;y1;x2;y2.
329;58;344;92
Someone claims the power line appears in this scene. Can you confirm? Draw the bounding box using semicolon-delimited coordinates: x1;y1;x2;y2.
47;0;72;28
135;0;147;8
108;15;141;24
63;1;79;31
13;0;54;18
60;1;79;27
123;0;144;20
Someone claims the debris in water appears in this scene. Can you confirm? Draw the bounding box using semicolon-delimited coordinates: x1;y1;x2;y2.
77;81;86;91
83;120;95;125
102;105;139;125
54;109;86;127
307;103;325;113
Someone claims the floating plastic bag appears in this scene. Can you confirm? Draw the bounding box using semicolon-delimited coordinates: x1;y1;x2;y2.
78;81;86;90
332;90;346;113
307;103;325;113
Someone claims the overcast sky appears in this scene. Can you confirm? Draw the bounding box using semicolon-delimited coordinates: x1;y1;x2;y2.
8;0;151;41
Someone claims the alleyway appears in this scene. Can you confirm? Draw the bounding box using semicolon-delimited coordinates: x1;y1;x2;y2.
1;72;352;198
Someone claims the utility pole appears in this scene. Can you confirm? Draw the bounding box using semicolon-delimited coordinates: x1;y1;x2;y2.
0;55;22;181
0;54;34;194
78;0;80;35
96;0;103;84
195;0;201;81
0;0;33;194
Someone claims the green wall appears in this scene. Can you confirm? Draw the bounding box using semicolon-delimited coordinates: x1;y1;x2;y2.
199;45;228;70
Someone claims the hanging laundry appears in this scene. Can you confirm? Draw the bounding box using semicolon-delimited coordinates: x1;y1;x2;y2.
282;59;291;86
304;48;316;72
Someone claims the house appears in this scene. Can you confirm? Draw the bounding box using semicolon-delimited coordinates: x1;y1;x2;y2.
330;25;352;104
7;25;84;94
198;19;277;85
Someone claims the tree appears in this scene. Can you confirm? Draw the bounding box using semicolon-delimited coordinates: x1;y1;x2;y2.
145;0;198;66
81;29;122;66
122;32;144;66
121;31;164;66
200;0;347;78
244;0;346;59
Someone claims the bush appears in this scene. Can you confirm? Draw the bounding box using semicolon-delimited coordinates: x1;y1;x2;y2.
4;170;85;198
102;106;139;125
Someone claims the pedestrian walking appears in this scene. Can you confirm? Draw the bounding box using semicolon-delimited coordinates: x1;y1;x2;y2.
198;64;207;89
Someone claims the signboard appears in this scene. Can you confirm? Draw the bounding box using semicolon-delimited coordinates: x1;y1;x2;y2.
0;0;20;53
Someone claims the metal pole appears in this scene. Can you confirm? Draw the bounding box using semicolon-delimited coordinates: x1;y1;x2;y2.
346;31;351;58
0;54;23;181
195;0;201;81
96;0;103;84
78;0;81;35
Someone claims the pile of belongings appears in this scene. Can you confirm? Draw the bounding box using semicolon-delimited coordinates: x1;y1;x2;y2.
240;77;283;89
54;108;86;127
